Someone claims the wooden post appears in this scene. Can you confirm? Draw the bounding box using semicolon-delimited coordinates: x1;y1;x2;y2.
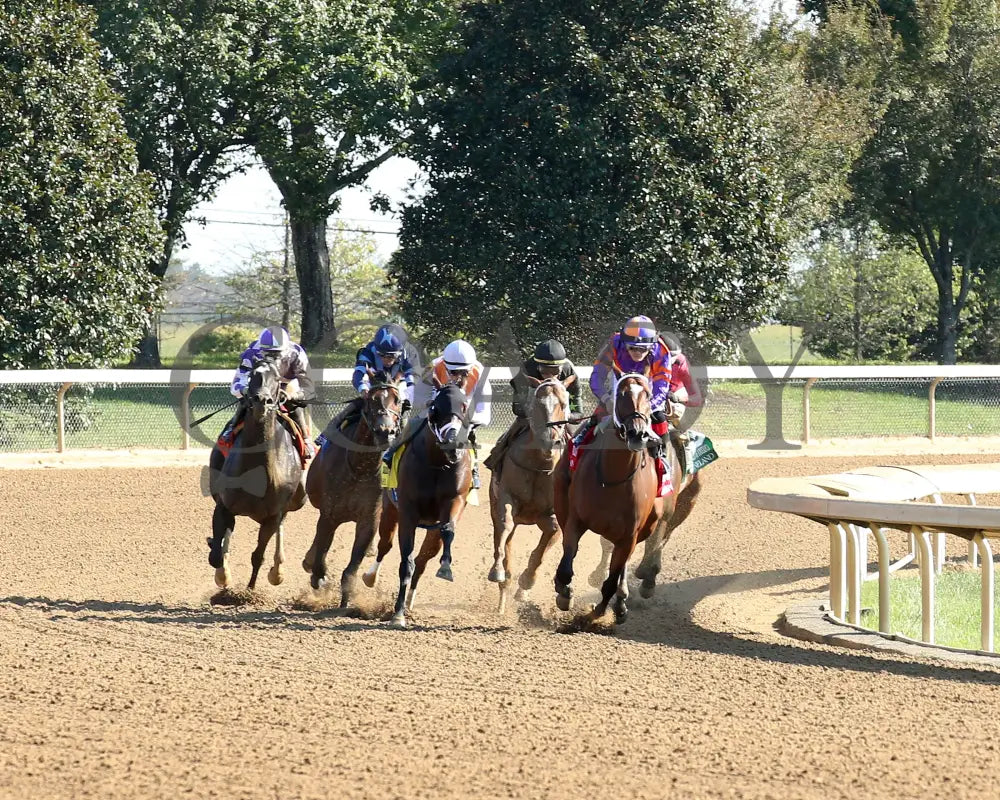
928;376;942;440
803;377;817;444
55;382;73;452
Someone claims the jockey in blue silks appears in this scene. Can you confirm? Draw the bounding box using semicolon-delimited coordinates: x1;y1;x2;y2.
322;324;418;438
218;325;316;456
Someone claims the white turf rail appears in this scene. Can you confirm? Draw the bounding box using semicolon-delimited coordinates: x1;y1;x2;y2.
748;466;1000;652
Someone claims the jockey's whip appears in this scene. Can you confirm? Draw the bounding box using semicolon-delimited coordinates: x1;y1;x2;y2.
189;400;238;428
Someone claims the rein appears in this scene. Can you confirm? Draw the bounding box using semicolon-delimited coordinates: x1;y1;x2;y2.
596;447;647;489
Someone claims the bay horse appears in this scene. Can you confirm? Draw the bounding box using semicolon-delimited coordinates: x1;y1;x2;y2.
361;382;473;628
487;376;574;613
553;372;696;624
207;358;306;591
302;371;404;606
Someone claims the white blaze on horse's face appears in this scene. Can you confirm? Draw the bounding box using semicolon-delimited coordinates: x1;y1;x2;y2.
613;373;651;436
431;418;462;444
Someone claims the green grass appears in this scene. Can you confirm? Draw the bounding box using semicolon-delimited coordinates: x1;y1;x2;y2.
859;567;998;651
745;325;830;365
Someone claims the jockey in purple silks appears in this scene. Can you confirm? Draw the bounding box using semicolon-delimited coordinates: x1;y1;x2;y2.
218;326;316;457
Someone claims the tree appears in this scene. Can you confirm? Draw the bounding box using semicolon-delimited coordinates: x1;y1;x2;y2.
844;0;1000;363
87;0;259;366
389;0;787;358
217;224;394;356
0;1;161;369
781;226;937;361
244;0;452;350
752;5;893;238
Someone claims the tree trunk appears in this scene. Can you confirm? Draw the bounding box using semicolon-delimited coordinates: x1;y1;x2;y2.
289;212;336;350
937;289;958;365
131;244;174;368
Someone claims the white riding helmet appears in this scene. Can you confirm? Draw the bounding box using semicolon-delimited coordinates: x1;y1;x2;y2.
442;339;477;371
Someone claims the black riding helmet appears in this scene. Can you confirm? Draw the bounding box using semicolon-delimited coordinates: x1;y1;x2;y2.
532;339;567;366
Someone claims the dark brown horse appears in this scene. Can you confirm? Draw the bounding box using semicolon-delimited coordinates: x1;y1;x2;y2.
553;372;700;623
362;382;473;627
487;376;574;613
207;359;306;590
302;373;404;606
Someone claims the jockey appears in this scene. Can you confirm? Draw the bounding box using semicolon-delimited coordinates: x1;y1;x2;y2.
576;315;672;461
381;338;491;488
219;325;316;457
484;338;581;475
661;333;703;413
324;324;418;435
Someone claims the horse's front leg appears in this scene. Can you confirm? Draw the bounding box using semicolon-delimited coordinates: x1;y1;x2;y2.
209;503;235;588
516;513;559;601
305;513;340;590
407;529;442;611
589;537;613;588
341;507;379;608
594;537;636;624
392;517;418;628
248;515;281;590
434;496;465;583
363;495;398;588
554;511;585;612
488;493;515;584
267;514;286;586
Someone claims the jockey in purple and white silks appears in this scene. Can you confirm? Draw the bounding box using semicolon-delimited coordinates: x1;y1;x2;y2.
220;326;316;456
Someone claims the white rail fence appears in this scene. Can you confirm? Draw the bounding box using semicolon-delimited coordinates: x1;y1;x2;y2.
748;466;1000;652
1;365;1000;453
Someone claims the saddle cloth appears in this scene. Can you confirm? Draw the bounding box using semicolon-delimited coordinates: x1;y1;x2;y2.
217;413;309;468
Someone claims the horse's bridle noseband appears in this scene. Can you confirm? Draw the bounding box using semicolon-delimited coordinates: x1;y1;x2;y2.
364;382;404;436
612;373;652;438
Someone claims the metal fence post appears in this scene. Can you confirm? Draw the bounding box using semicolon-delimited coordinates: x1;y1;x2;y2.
803;377;817;444
928;376;942;440
55;382;73;452
181;383;197;450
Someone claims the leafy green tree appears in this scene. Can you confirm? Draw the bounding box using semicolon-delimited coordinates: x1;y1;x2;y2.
782;226;937;361
87;0;259;366
217;224;394;358
244;0;452;350
842;0;1000;363
389;0;787;358
0;1;161;369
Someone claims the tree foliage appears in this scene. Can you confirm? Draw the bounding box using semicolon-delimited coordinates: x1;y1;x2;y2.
86;0;259;364
390;0;787;358
0;1;161;368
781;227;937;361
243;0;453;349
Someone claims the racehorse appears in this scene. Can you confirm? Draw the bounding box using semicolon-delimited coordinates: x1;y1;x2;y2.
361;381;473;627
207;358;306;590
553;371;699;623
486;376;574;613
303;371;404;606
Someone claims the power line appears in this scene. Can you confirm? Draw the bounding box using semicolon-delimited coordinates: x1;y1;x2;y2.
197;217;399;235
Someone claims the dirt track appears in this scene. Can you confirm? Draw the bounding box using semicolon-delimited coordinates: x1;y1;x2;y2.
4;454;1000;799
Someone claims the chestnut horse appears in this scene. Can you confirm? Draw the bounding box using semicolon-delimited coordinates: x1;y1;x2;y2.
362;382;473;627
207;359;306;590
302;373;404;606
486;376;574;613
553;372;698;624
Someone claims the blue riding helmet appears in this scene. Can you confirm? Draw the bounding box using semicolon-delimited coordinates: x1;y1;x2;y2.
374;325;403;357
259;326;291;352
620;315;657;349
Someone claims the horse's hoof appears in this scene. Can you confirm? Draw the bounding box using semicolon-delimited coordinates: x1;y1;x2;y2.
338;596;350;609
391;613;407;629
214;567;230;588
517;572;536;591
208;547;224;570
268;566;283;586
487;564;505;583
639;578;656;599
436;564;454;582
301;558;313;574
361;566;378;588
614;608;629;625
514;587;529;602
310;574;327;591
555;592;571;612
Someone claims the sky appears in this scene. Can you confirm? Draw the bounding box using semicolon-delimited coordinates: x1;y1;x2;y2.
179;0;800;274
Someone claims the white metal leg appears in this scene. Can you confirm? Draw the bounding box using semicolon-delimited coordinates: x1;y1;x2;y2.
976;534;994;652
967;494;979;567
870;524;891;634
845;524;862;625
828;522;847;620
914;526;935;644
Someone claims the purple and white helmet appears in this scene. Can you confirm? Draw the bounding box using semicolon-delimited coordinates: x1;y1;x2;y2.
259;326;291;353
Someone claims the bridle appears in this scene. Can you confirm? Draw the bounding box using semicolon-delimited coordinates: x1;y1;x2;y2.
362;381;404;438
533;378;573;430
612;372;652;438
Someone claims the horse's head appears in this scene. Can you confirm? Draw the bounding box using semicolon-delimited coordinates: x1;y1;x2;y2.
613;372;652;452
364;370;404;448
426;383;469;463
525;374;573;450
245;358;282;421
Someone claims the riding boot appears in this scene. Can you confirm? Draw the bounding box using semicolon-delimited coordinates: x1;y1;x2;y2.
291;405;313;459
218;405;246;448
468;427;481;489
382;416;423;468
